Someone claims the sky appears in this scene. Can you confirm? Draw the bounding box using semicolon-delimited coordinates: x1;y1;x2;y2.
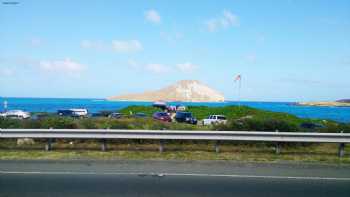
0;0;349;102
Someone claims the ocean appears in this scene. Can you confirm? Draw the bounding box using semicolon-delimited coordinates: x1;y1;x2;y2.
0;97;349;123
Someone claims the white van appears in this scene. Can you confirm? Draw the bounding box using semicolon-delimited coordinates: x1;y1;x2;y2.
70;109;88;117
4;110;31;119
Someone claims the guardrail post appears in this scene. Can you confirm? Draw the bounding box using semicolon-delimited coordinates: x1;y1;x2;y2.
100;128;109;152
275;130;281;154
214;140;220;153
338;143;345;157
45;138;52;151
45;127;53;151
275;142;281;154
101;139;107;152
159;140;165;153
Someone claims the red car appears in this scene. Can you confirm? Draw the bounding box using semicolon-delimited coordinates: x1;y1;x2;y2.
152;112;172;122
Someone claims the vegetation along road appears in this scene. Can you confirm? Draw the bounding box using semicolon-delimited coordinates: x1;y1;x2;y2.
1;105;350;163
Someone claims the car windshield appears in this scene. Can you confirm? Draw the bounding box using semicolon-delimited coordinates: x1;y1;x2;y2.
179;113;192;117
218;116;226;120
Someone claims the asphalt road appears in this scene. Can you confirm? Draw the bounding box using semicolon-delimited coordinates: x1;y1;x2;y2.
1;160;350;197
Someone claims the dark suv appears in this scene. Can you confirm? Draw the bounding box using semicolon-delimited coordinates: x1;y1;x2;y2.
175;112;197;124
300;122;325;131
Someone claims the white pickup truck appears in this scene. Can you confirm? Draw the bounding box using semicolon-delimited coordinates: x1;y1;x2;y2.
202;115;227;125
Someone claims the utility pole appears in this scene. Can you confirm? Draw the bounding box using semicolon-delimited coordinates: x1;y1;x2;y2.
234;75;242;108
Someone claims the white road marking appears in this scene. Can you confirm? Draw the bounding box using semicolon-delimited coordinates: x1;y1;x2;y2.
0;170;350;181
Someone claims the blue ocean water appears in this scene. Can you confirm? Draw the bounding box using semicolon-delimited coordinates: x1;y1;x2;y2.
0;97;349;123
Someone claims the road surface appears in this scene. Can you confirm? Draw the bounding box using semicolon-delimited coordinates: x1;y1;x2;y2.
1;160;350;197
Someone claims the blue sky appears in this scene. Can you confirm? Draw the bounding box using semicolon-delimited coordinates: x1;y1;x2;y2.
0;0;349;101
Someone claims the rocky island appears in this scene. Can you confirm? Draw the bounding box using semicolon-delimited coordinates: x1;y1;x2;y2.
107;80;225;102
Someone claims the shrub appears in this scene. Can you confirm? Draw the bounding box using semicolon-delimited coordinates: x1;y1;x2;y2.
261;119;298;132
40;117;78;129
109;119;133;129
79;119;98;129
20;119;42;129
213;118;298;132
320;122;350;133
0;118;21;128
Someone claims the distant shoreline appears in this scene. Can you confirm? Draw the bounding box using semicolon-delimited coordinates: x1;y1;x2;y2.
296;101;350;107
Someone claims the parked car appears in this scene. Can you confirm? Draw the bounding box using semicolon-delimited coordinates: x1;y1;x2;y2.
300;122;325;130
175;112;197;124
133;112;147;118
153;112;171;122
166;105;177;112
57;108;88;117
3;110;31;119
98;110;113;117
109;112;123;119
91;111;113;118
70;108;88;117
57;110;74;117
90;112;104;118
31;113;50;120
176;105;186;111
153;101;168;110
202;115;227;125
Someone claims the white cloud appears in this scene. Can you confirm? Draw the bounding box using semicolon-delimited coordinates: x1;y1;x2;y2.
112;40;143;53
145;9;161;24
0;68;14;76
176;62;198;73
81;40;142;53
80;40;105;50
206;10;239;32
81;40;92;48
39;58;85;75
146;63;170;74
206;20;219;32
223;10;239;26
30;38;43;47
0;57;36;77
127;59;140;69
244;54;257;63
160;32;183;44
128;60;198;74
127;60;170;74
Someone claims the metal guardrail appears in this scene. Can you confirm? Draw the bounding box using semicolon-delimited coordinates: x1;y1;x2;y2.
0;129;349;157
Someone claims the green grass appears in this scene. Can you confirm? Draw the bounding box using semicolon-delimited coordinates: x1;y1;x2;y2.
119;106;160;117
1;140;349;164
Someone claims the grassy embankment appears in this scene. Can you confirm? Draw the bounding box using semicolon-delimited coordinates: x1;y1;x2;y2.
0;105;349;163
119;105;349;132
0;141;349;164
